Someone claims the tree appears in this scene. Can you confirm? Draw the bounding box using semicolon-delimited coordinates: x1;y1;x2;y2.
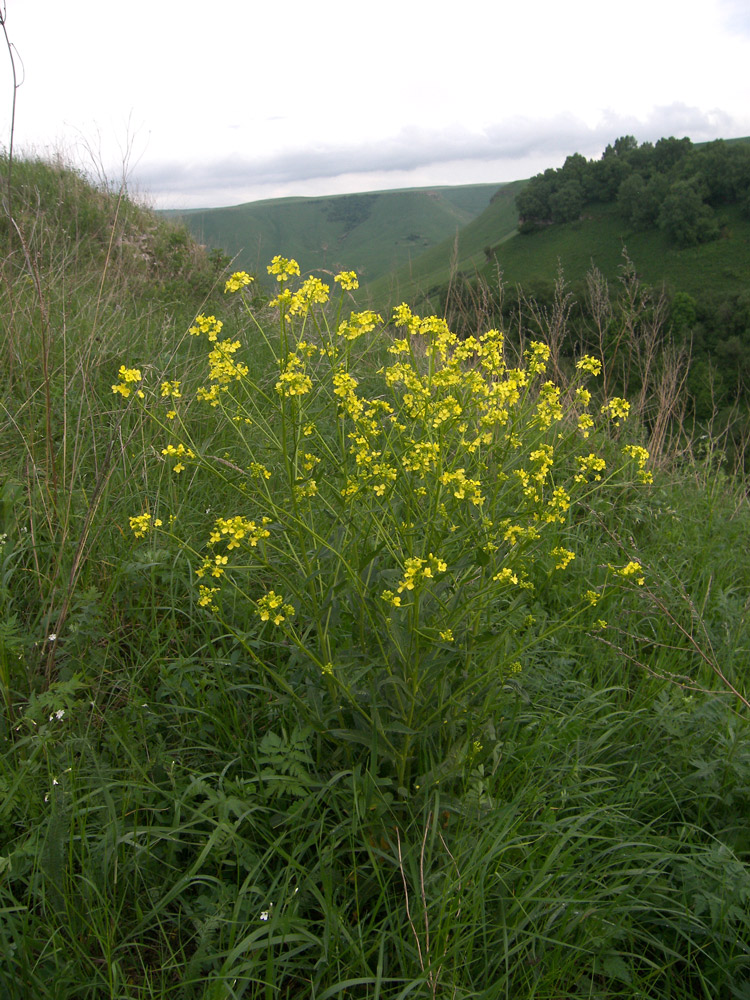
549;180;583;223
658;179;719;247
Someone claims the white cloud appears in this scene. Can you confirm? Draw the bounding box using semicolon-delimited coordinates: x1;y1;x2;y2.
1;0;749;207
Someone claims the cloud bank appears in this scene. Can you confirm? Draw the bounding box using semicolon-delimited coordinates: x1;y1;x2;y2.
136;104;746;209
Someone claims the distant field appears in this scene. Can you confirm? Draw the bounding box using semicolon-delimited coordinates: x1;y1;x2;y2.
162;183;502;285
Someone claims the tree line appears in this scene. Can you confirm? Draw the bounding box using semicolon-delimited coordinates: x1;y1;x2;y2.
515;136;750;247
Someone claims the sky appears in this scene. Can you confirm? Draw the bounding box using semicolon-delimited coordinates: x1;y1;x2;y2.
2;0;750;210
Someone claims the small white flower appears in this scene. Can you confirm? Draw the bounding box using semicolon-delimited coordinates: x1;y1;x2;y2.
259;910;270;921
48;634;57;642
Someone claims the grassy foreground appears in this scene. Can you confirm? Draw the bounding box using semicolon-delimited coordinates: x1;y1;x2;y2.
1;158;750;999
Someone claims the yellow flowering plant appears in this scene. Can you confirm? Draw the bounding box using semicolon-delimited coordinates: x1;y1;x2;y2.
113;256;656;792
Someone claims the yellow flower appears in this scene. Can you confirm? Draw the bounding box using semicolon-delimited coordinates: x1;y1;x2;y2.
334;270;359;290
129;512;163;538
289;276;330;315
337;310;383;342
198;584;220;609
381;589;403;607
275;354;313;397
160;380;182;398
551;546;576;570
267;255;300;283
112;365;144;398
256;590;295;625
161;442;196;473
576;355;602;375
493;567;519;585
189;315;224;341
224;271;254;293
575;453;606;483
612;560;645;586
601;397;630;425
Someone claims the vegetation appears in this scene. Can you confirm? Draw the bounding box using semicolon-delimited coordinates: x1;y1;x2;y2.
164;184;502;287
381;138;750;449
515;136;750;246
2;155;750;1000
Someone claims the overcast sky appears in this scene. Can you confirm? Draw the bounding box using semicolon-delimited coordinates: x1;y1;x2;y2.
2;0;750;209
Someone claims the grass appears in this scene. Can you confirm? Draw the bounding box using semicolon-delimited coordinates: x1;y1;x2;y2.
163;184;502;289
385;199;750;319
1;156;750;1000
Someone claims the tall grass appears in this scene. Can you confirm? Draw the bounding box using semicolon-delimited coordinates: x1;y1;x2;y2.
1;157;749;999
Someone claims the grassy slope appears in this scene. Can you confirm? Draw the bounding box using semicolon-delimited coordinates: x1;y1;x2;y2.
166;183;501;284
375;139;750;312
367;179;526;306
488;201;750;302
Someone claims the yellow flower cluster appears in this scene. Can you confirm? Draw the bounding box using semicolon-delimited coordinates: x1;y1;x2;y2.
525;341;551;376
402;440;441;476
161;442;195;474
248;461;272;480
209;515;271;550
396;553;447;594
575;453;607;483
623;444;653;484
576;355;603;376
267;256;300;283
275;354;313;397
542;486;571;525
535;382;563;429
551;546;576;570
612;560;646;586
224;271;254;294
337;310;383;342
529;444;554;483
439;468;484;506
129;512;163;538
294;480;318;500
160;380;182;399
112;366;144;399
256;590;295;625
189;314;224;341
197;385;220;407
195;553;229;579
334;270;359;290
288;276;330;316
208;338;248;385
198;584;220;609
578;413;594;437
601;397;630;425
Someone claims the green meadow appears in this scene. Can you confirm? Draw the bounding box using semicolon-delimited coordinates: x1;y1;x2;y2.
2;155;750;1000
163;184;502;287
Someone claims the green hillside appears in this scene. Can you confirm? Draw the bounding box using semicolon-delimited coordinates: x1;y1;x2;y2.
381;136;750;315
487;201;750;301
366;179;526;304
164;183;501;284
